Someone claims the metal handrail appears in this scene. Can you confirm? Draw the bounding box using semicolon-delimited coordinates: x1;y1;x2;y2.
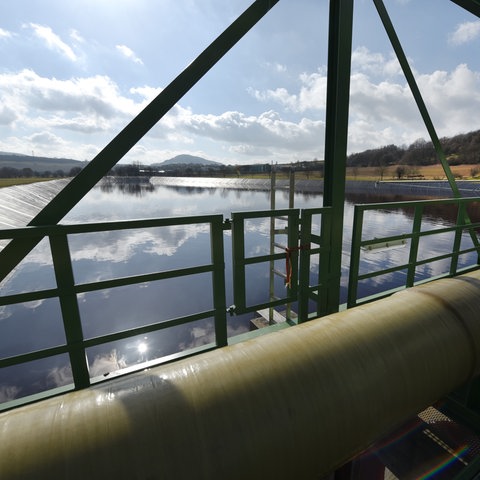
0;214;227;396
1;199;480;409
348;196;480;307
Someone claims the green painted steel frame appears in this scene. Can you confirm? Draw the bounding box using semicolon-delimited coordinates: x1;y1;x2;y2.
231;208;300;316
0;206;336;409
322;0;354;315
348;197;480;308
0;214;227;396
230;206;334;322
0;0;280;284
450;0;480;17
298;207;333;322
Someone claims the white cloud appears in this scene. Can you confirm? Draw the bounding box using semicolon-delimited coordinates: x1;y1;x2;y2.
0;104;18;125
69;29;84;43
449;20;480;45
417;64;480;132
27;131;65;146
263;61;287;74
0;27;12;39
116;44;143;65
0;40;479;164
183;110;324;152
249;48;402;116
28;23;77;61
351;47;402;78
0;69;140;125
248;50;480;155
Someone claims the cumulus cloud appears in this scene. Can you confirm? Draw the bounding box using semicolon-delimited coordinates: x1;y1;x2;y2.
248;48;480;155
0;41;479;163
0;104;18;125
0;69;140;126
26;131;65;147
351;46;402;77
0;27;12;39
116;44;143;65
183;110;324;153
28;23;77;61
449;20;480;45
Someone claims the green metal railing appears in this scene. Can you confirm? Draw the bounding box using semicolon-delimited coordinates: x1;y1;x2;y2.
1;199;480;409
348;197;480;308
0;214;227;397
232;208;300;317
0;205;339;408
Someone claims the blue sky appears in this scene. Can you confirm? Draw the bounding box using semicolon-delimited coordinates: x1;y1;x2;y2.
0;0;479;165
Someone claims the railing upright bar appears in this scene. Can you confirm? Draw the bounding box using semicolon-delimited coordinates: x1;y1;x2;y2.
451;204;466;275
49;233;90;389
406;204;423;288
210;218;228;347
347;206;364;308
298;211;313;323
231;213;247;313
317;211;333;316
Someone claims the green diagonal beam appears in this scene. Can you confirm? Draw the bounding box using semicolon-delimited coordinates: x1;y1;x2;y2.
0;0;279;283
450;0;480;17
373;0;480;253
373;0;461;198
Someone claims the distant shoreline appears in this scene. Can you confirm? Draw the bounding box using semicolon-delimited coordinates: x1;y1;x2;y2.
148;176;480;199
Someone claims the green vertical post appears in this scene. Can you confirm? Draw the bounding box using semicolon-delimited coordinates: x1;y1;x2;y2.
298;210;313;323
289;169;295;209
231;213;246;313
269;168;276;324
406;205;423;288
49;232;90;389
210;217;228;347
450;202;466;275
322;0;354;314
347;206;364;308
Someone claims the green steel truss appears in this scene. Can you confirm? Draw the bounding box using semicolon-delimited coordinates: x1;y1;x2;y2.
2;197;480;410
1;0;479;305
2;3;480;458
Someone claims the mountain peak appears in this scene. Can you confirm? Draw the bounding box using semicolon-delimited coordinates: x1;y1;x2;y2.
154;154;221;167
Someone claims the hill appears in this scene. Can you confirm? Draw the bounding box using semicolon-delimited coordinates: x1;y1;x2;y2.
347;129;480;168
0;152;86;174
152;154;221;167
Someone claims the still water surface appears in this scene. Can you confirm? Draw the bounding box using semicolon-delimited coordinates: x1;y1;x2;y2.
0;181;477;404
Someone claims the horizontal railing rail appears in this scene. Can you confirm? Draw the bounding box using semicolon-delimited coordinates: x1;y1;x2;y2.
1;199;480;410
0;214;227;408
348;196;480;307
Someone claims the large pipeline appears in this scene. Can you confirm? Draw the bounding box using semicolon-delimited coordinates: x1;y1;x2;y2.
2;271;480;479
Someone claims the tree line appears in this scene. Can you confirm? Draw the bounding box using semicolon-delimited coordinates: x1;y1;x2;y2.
0;166;83;179
347;129;480;168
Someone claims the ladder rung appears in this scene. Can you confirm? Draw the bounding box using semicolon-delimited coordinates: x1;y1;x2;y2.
275;216;289;221
273;269;287;279
274;242;286;250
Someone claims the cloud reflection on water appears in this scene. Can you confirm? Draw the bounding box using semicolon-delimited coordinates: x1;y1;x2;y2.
1;182;479;406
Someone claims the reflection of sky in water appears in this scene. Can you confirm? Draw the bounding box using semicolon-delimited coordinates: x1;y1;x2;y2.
1;183;479;405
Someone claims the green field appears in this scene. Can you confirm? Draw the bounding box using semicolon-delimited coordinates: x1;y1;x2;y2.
0;178;55;188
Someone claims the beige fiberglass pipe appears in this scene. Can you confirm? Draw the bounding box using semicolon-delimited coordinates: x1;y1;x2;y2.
2;271;480;479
